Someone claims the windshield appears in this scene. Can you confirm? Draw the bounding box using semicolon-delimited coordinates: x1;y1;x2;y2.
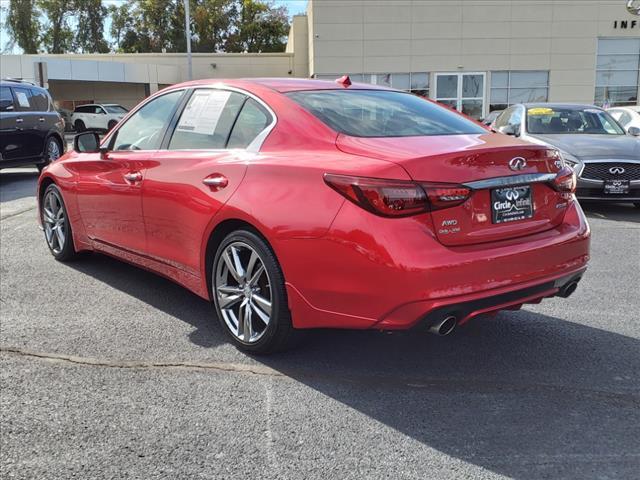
286;90;486;137
526;106;625;135
104;105;128;114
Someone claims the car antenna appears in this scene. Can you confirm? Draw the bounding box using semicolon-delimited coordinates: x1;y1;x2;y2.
335;75;352;87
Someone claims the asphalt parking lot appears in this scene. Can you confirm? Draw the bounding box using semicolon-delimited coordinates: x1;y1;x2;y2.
1;168;639;479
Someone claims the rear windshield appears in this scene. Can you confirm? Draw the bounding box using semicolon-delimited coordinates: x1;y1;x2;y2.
104;105;128;114
526;106;625;135
286;90;486;137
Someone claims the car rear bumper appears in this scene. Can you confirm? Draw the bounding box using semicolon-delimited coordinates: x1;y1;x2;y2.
282;199;590;330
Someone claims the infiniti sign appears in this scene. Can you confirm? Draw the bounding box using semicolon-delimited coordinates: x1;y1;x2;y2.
505;189;520;201
509;157;527;171
609;166;626;175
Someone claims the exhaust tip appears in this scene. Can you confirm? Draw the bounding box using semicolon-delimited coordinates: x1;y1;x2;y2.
558;281;579;298
429;315;457;336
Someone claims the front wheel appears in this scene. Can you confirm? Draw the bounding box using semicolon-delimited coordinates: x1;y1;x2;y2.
41;184;77;261
212;230;295;354
74;120;85;132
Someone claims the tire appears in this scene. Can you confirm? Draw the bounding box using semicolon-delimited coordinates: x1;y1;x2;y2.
41;184;77;262
37;137;62;172
212;230;295;354
107;120;117;131
634;202;640;209
74;120;85;132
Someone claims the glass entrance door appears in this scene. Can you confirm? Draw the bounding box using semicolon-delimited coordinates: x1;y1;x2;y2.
435;72;486;119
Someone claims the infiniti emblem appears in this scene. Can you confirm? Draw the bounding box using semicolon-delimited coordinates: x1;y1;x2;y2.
509;157;527;171
627;0;640;15
505;189;520;201
609;166;625;174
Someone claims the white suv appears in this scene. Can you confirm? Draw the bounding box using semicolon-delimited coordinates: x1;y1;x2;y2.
71;104;129;132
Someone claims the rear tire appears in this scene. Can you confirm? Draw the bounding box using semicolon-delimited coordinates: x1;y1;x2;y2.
212;230;296;354
37;137;62;172
41;184;77;262
74;120;85;132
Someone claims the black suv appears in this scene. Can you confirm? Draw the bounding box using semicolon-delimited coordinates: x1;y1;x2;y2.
0;79;65;171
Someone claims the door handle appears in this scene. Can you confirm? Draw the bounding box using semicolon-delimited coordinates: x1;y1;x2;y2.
202;174;228;190
124;172;143;182
38;117;45;122
15;118;23;123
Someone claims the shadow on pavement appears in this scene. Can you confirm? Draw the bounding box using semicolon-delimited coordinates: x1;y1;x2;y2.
68;252;639;479
0;168;39;203
581;200;640;224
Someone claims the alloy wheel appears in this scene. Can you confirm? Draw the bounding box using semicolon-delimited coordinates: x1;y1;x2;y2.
215;241;273;344
42;189;66;254
47;139;61;162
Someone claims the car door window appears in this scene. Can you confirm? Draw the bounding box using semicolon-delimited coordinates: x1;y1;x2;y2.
227;99;272;149
112;90;184;151
95;106;106;115
508;107;523;128
30;88;50;112
12;87;35;112
0;86;14;111
169;90;245;150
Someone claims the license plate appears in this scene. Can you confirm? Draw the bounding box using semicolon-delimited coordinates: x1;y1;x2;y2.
603;179;630;195
491;185;534;224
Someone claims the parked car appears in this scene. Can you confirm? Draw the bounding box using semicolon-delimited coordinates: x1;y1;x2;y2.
481;109;502;126
71;103;128;132
0;79;65;171
493;103;640;208
38;79;589;353
607;105;640;132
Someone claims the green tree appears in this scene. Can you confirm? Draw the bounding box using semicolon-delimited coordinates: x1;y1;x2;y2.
227;0;288;53
75;0;109;53
107;3;134;51
4;0;41;53
191;0;237;53
38;0;74;53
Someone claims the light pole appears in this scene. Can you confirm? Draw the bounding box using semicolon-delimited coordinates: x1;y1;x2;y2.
184;0;193;81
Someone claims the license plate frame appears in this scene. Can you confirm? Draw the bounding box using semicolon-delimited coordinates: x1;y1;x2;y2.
603;179;630;195
491;185;534;224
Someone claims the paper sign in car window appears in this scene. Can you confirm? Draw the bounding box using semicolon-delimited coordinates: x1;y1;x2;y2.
177;90;231;135
528;107;554;116
15;91;30;108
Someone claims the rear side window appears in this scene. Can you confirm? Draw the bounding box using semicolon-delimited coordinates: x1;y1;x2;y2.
169;90;246;150
12;87;35;112
286;90;486;137
227;99;272;148
30;88;50;111
0;86;13;111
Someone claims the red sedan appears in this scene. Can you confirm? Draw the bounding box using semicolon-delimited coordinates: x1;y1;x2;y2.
38;78;590;353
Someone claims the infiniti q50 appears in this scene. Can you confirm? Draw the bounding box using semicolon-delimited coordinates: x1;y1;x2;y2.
38;78;590;353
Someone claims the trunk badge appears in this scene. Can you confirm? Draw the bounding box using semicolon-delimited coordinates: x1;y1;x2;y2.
509;157;527;171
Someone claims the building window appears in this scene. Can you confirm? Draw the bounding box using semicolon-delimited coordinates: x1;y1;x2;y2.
313;73;429;97
595;38;640;107
490;71;549;112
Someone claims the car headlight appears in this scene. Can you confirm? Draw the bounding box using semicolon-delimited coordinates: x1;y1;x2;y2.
558;150;580;169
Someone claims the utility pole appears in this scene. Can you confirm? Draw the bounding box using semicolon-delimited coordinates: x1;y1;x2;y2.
184;0;193;81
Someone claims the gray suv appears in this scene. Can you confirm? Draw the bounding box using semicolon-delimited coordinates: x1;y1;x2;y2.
492;103;640;208
0;79;65;171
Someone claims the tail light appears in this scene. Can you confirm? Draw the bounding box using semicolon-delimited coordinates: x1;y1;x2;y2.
550;166;576;193
324;174;471;217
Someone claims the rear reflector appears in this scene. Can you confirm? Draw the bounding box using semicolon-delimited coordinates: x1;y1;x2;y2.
324;174;471;217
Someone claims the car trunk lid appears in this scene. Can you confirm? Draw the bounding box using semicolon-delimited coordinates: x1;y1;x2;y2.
336;133;569;246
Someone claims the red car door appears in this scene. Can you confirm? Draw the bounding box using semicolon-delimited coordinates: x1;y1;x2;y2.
75;90;186;254
142;89;272;276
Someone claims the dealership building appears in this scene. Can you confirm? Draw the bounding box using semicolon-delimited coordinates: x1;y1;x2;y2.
1;0;639;118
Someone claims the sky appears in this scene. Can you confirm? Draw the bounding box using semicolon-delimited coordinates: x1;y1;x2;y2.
0;0;309;54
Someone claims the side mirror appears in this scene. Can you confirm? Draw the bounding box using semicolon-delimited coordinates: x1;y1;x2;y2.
627;126;640;136
74;131;101;153
498;124;520;137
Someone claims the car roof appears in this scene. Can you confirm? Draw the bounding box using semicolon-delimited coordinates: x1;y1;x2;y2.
610;105;640;112
521;103;604;110
173;77;395;93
